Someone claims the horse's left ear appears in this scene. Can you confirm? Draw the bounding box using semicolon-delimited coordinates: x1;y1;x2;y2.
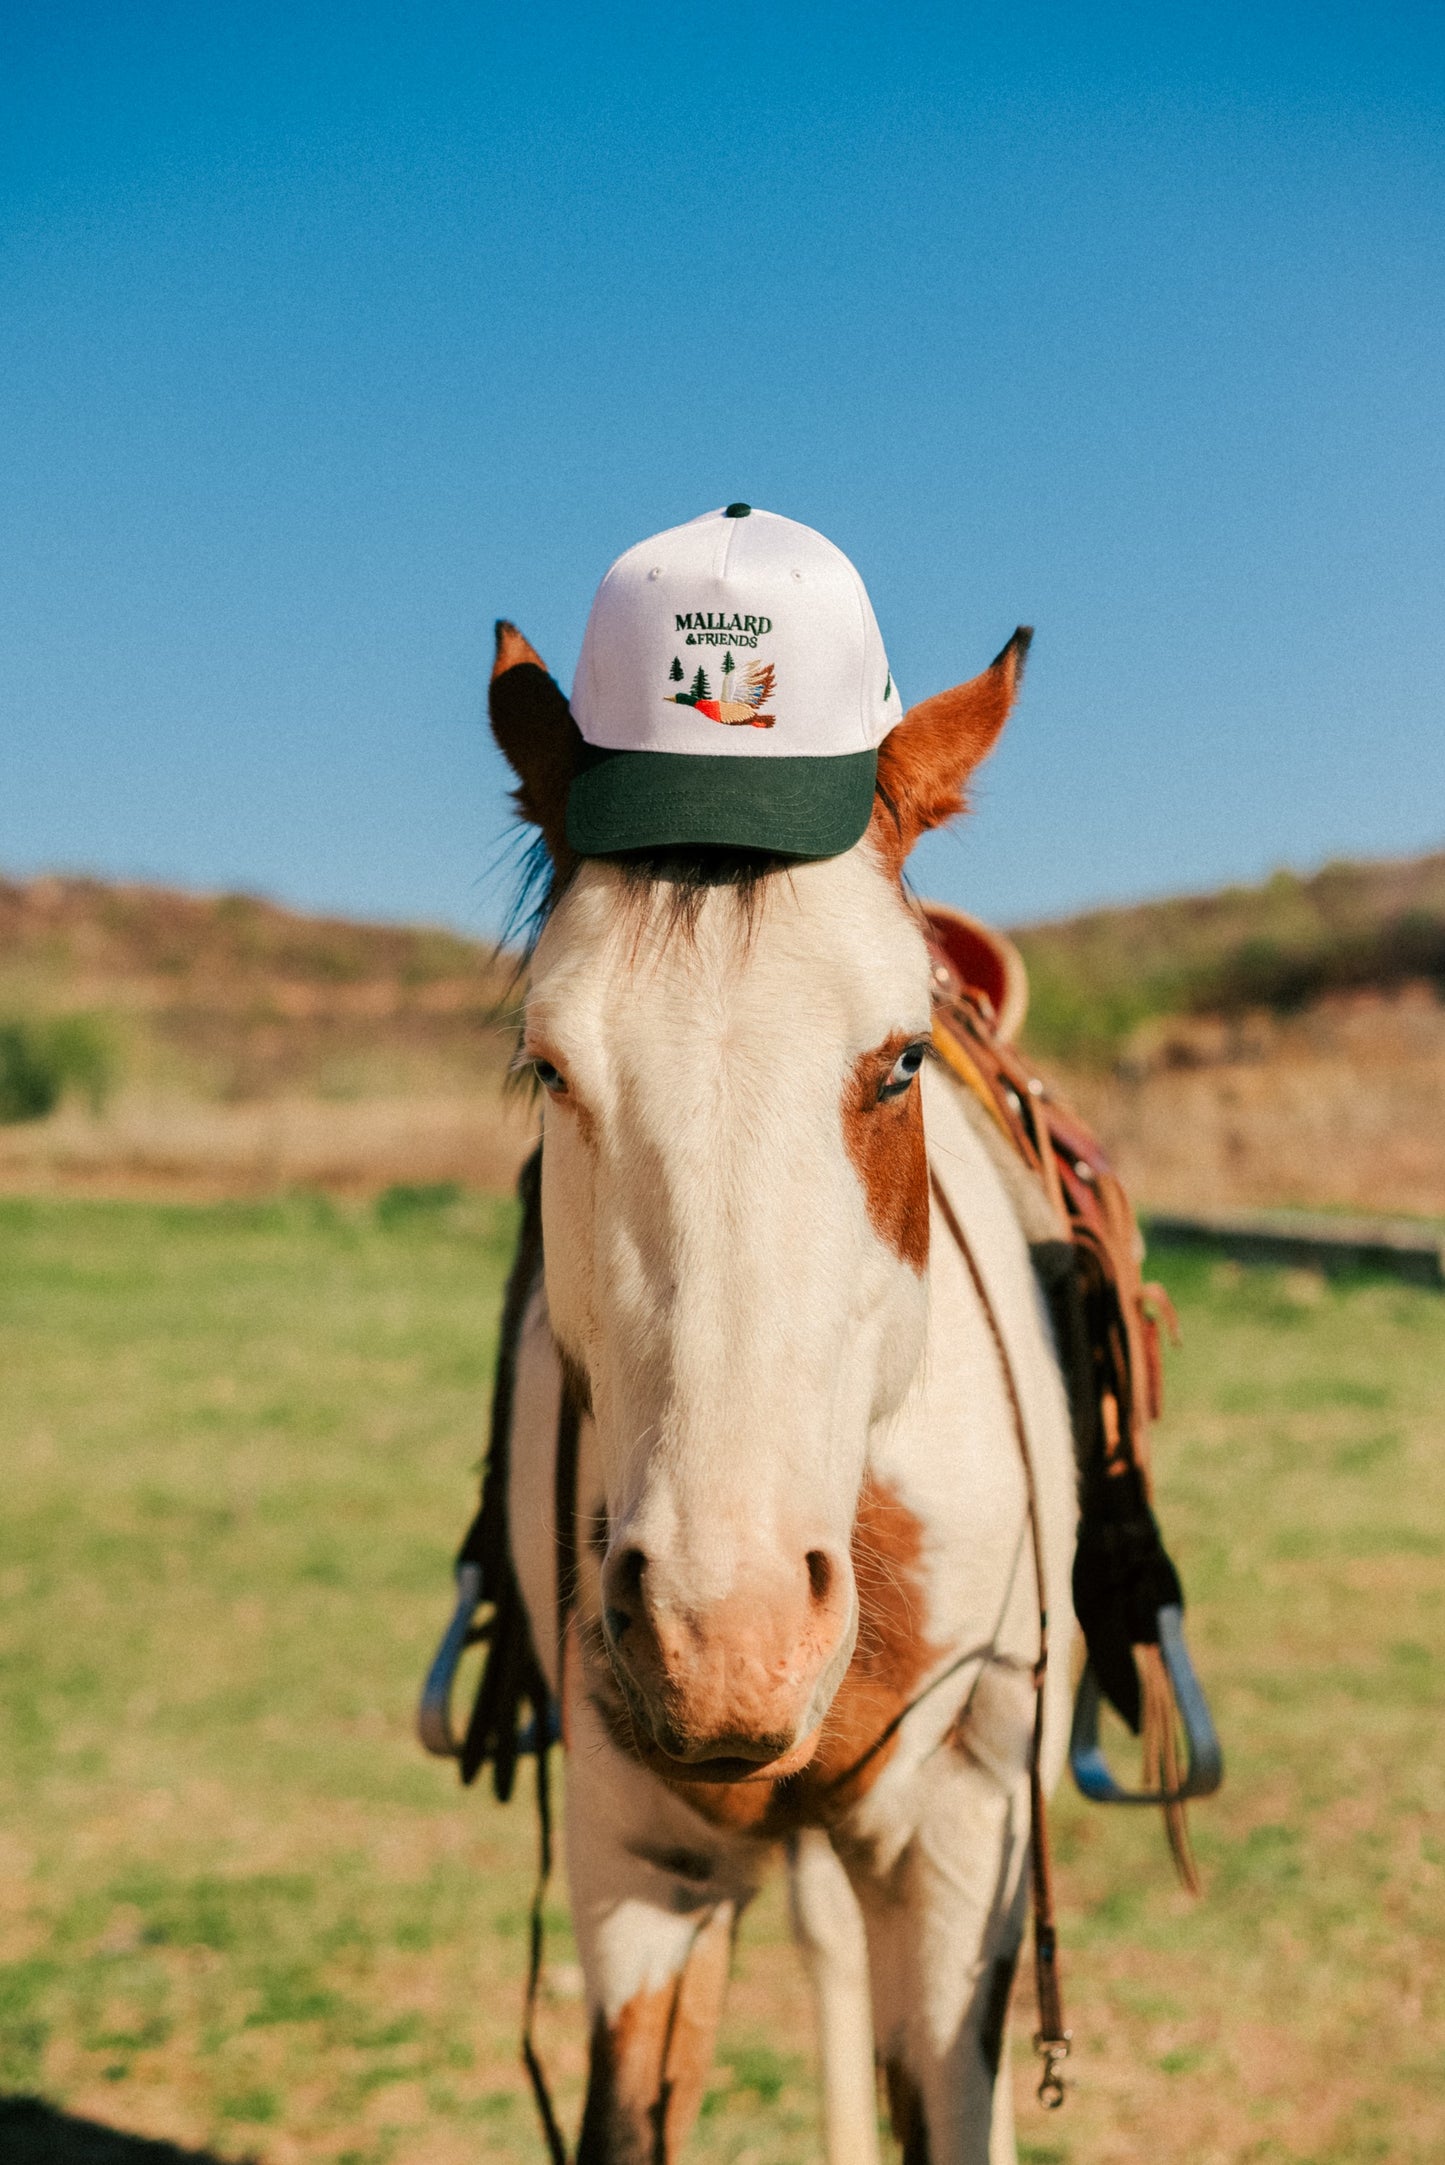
489;620;584;871
871;627;1032;874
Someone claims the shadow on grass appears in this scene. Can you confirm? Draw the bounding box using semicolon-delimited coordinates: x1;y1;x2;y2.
0;2098;239;2164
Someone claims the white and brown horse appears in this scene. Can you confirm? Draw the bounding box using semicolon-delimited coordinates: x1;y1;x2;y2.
491;622;1076;2165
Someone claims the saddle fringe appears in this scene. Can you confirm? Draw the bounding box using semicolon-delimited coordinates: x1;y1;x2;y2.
1135;1644;1201;1895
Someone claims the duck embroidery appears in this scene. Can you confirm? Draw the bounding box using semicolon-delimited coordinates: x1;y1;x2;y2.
665;658;776;728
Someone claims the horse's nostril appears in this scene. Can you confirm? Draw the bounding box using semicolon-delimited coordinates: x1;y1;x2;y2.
602;1545;648;1637
616;1546;646;1599
805;1550;834;1604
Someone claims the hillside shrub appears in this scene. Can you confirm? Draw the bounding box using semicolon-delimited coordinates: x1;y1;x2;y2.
0;1017;116;1124
1015;875;1445;1067
1188;910;1445;1015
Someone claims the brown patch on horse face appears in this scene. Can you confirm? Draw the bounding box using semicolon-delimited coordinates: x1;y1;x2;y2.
842;1032;929;1272
884;2057;932;2165
642;1475;940;1836
488;618;584;871
869;628;1031;878
808;1475;943;1800
576;1907;732;2164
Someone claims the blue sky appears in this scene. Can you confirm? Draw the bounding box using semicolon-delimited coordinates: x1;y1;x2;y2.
3;2;1442;937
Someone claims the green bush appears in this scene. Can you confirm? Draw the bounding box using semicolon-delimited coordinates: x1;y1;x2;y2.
0;1016;116;1124
1013;863;1445;1069
375;1180;462;1227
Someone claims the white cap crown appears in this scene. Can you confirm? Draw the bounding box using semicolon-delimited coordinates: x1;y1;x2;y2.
571;506;899;760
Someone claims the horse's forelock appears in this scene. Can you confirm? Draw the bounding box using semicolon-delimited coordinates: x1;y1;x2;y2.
510;840;797;959
508;802;907;963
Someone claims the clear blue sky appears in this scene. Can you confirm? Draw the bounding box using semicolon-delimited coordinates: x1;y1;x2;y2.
3;2;1442;937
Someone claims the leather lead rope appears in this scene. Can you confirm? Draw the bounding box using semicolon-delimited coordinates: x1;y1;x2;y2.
521;1744;567;2165
930;1173;1072;2110
520;1380;581;2165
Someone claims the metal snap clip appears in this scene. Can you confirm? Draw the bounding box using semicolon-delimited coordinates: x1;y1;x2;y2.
1034;2029;1071;2109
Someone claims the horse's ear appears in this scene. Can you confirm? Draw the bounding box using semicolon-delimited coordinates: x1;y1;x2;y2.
489;620;584;869
870;627;1032;875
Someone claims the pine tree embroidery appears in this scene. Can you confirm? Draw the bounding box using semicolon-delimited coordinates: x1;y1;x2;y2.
669;656;684;682
665;659;775;729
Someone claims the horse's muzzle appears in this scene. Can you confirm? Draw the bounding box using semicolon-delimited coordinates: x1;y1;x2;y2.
598;1537;857;1769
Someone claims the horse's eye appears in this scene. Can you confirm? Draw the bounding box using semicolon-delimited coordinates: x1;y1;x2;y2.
878;1040;928;1102
533;1058;568;1096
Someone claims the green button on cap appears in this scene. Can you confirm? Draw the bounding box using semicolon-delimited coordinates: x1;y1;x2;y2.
723;502;751;518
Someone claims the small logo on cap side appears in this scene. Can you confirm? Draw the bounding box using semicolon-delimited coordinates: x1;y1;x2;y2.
665;656;776;729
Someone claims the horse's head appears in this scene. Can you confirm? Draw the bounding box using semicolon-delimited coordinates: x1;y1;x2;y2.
490;612;1027;1779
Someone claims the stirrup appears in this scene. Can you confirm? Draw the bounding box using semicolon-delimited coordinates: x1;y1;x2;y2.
417;1562;484;1758
1069;1604;1224;1805
417;1563;561;1762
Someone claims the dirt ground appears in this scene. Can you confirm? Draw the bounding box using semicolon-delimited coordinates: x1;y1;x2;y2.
1048;983;1445;1218
0;1087;538;1202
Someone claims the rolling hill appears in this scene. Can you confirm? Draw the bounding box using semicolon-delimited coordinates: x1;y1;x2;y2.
2;852;1442;1213
0;875;532;1196
1012;850;1445;1065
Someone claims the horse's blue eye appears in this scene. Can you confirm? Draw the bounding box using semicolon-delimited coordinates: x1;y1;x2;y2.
534;1059;567;1095
879;1042;927;1101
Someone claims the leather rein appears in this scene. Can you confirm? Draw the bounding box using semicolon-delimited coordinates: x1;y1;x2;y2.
928;1169;1071;2108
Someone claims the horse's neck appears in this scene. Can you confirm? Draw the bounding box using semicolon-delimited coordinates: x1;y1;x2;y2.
920;1060;1060;1425
865;1062;1077;1677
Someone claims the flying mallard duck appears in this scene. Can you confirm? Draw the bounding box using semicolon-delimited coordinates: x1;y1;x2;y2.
666;659;776;728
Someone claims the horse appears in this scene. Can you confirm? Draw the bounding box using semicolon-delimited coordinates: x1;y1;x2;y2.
489;617;1076;2165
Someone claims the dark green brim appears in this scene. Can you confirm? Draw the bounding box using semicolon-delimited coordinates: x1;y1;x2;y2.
566;746;878;859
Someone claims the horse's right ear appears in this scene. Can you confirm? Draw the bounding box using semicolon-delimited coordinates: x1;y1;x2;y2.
489;621;584;869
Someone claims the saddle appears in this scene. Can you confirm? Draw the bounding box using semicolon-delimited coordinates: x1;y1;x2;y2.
421;902;1222;1843
920;903;1221;1887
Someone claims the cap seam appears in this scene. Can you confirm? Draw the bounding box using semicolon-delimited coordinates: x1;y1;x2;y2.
714;508;738;580
848;558;870;751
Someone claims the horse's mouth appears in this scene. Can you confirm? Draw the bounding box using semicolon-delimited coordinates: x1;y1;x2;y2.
584;1628;824;1784
631;1727;824;1786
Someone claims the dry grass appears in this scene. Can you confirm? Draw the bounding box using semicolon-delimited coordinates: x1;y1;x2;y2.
1051;983;1445;1217
1;1200;1442;2161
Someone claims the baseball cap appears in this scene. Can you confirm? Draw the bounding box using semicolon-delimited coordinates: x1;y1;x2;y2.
566;504;900;858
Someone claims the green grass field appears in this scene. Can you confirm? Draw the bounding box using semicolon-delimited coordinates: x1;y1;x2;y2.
1;1196;1441;2163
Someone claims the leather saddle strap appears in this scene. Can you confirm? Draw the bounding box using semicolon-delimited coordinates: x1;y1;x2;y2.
930;1172;1071;2107
932;978;1165;1505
